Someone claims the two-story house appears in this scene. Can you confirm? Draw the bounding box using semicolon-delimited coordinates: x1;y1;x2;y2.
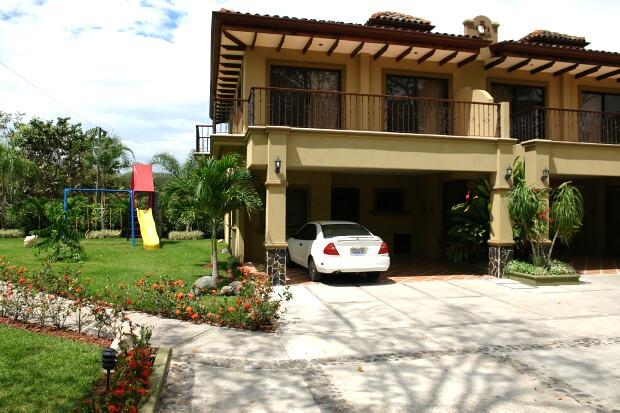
199;9;620;284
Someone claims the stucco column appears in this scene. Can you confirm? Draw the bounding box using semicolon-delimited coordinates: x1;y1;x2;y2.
488;139;516;277
264;127;289;285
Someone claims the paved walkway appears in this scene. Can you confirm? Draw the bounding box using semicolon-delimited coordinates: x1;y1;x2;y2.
149;275;620;412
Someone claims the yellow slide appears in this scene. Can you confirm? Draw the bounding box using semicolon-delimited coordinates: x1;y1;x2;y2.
136;208;160;250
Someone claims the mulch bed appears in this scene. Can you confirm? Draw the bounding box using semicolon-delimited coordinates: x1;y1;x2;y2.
0;317;112;347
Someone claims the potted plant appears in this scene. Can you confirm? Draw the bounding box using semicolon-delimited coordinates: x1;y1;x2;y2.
504;159;583;286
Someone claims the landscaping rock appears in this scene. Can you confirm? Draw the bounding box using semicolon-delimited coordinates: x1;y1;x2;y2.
193;276;217;295
229;281;243;295
220;285;235;296
23;235;39;248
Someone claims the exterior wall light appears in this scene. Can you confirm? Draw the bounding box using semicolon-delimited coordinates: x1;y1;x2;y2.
505;166;513;180
274;156;282;174
101;347;117;391
541;168;550;182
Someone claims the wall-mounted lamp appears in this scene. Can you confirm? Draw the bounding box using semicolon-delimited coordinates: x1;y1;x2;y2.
274;156;282;174
541;168;550;182
505;166;513;180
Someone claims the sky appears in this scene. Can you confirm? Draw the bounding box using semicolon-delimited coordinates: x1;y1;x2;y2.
1;0;618;162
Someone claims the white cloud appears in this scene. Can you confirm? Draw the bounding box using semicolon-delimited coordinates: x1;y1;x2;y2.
1;0;618;162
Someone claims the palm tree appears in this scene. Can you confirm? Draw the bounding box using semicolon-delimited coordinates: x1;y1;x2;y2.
165;153;262;280
84;129;134;229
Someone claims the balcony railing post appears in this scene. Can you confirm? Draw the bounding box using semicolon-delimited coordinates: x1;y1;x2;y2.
499;102;510;139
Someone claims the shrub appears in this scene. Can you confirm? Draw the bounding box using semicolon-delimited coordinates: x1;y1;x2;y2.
166;230;203;240
85;230;121;239
34;203;85;262
504;259;577;276
0;229;23;238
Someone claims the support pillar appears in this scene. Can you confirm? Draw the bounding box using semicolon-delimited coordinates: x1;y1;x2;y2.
264;127;289;285
488;137;516;277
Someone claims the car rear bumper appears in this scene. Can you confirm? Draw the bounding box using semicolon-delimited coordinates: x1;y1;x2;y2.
316;255;390;274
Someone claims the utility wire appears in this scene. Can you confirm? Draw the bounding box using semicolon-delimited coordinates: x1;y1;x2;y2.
0;59;101;129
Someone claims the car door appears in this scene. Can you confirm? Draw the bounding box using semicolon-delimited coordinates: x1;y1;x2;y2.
288;224;310;265
298;223;317;266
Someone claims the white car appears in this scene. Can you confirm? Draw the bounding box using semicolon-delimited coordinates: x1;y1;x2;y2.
286;221;390;282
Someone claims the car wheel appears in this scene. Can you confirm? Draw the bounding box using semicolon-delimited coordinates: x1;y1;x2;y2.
366;272;381;282
286;250;296;268
308;258;322;282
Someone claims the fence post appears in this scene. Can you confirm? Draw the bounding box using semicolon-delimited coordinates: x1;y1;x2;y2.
499;102;511;139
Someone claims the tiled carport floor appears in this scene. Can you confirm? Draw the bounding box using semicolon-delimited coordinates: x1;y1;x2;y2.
286;257;490;285
286;256;620;284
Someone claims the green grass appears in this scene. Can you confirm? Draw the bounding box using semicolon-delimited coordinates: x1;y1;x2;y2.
0;324;101;413
0;238;230;294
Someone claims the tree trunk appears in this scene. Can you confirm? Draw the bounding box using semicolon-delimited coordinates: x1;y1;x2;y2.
547;230;559;264
210;219;219;280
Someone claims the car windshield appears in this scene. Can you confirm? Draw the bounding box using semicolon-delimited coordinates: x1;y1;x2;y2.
321;224;371;238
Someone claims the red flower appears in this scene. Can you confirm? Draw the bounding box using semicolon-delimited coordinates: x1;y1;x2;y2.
107;404;119;413
177;292;184;300
126;298;132;305
128;406;138;413
17;277;26;285
113;388;125;398
175;309;181;316
465;190;471;204
191;313;199;320
185;306;193;314
243;303;251;311
227;306;235;312
129;360;137;369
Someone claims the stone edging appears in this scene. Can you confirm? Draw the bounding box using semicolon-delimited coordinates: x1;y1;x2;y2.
140;347;172;413
506;271;580;286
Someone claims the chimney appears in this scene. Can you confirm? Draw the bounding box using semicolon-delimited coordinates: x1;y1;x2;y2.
463;15;499;42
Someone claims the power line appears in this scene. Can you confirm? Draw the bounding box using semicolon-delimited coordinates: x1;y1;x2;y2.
0;59;100;129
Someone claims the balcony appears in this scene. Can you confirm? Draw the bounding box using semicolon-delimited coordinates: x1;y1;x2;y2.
512;107;620;144
208;87;501;141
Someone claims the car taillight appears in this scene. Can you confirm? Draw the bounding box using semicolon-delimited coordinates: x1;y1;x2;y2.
378;242;389;255
323;243;339;256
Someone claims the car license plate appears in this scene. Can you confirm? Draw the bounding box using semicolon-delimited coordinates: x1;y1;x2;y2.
350;247;367;256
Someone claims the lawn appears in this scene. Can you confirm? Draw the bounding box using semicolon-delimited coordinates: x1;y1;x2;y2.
0;324;101;412
0;238;230;294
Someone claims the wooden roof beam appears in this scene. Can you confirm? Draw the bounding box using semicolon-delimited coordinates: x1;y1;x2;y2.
250;32;257;50
457;53;478;68
221;63;242;68
327;38;340;56
395;46;413;62
595;68;620;81
417;49;435;64
373;44;389;60
575;65;602;79
507;58;531;72
350;42;364;58
222;45;245;52
221;54;243;61
485;56;506;70
277;34;285;52
302;36;313;54
222;30;247;50
553;63;579;77
219;76;238;83
439;51;458;66
220;70;240;76
530;61;555;75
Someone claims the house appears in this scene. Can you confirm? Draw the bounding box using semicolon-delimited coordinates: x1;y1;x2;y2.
199;9;620;284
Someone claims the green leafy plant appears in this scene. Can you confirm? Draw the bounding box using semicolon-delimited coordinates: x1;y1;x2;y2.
547;182;584;262
505;259;577;276
444;177;491;263
34;203;86;262
507;158;548;266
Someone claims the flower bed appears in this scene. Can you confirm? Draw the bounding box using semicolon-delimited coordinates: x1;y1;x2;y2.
166;230;203;240
0;256;290;331
504;259;580;286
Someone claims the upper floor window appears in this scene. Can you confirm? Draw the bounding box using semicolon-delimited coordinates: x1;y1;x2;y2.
580;91;620;143
385;75;448;134
491;83;545;140
269;66;341;129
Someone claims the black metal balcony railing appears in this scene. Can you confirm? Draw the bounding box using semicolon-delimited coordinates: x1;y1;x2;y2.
247;87;501;138
512;107;620;144
195;124;212;154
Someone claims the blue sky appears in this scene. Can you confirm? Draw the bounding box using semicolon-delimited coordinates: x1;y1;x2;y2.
0;0;618;162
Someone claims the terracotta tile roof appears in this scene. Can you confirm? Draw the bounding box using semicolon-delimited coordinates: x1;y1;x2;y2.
216;9;477;40
520;30;589;49
494;40;620;57
366;11;434;32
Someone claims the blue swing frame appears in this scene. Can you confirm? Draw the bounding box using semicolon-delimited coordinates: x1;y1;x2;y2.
63;188;135;247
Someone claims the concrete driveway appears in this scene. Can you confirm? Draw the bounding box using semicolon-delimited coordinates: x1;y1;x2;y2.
156;275;620;412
